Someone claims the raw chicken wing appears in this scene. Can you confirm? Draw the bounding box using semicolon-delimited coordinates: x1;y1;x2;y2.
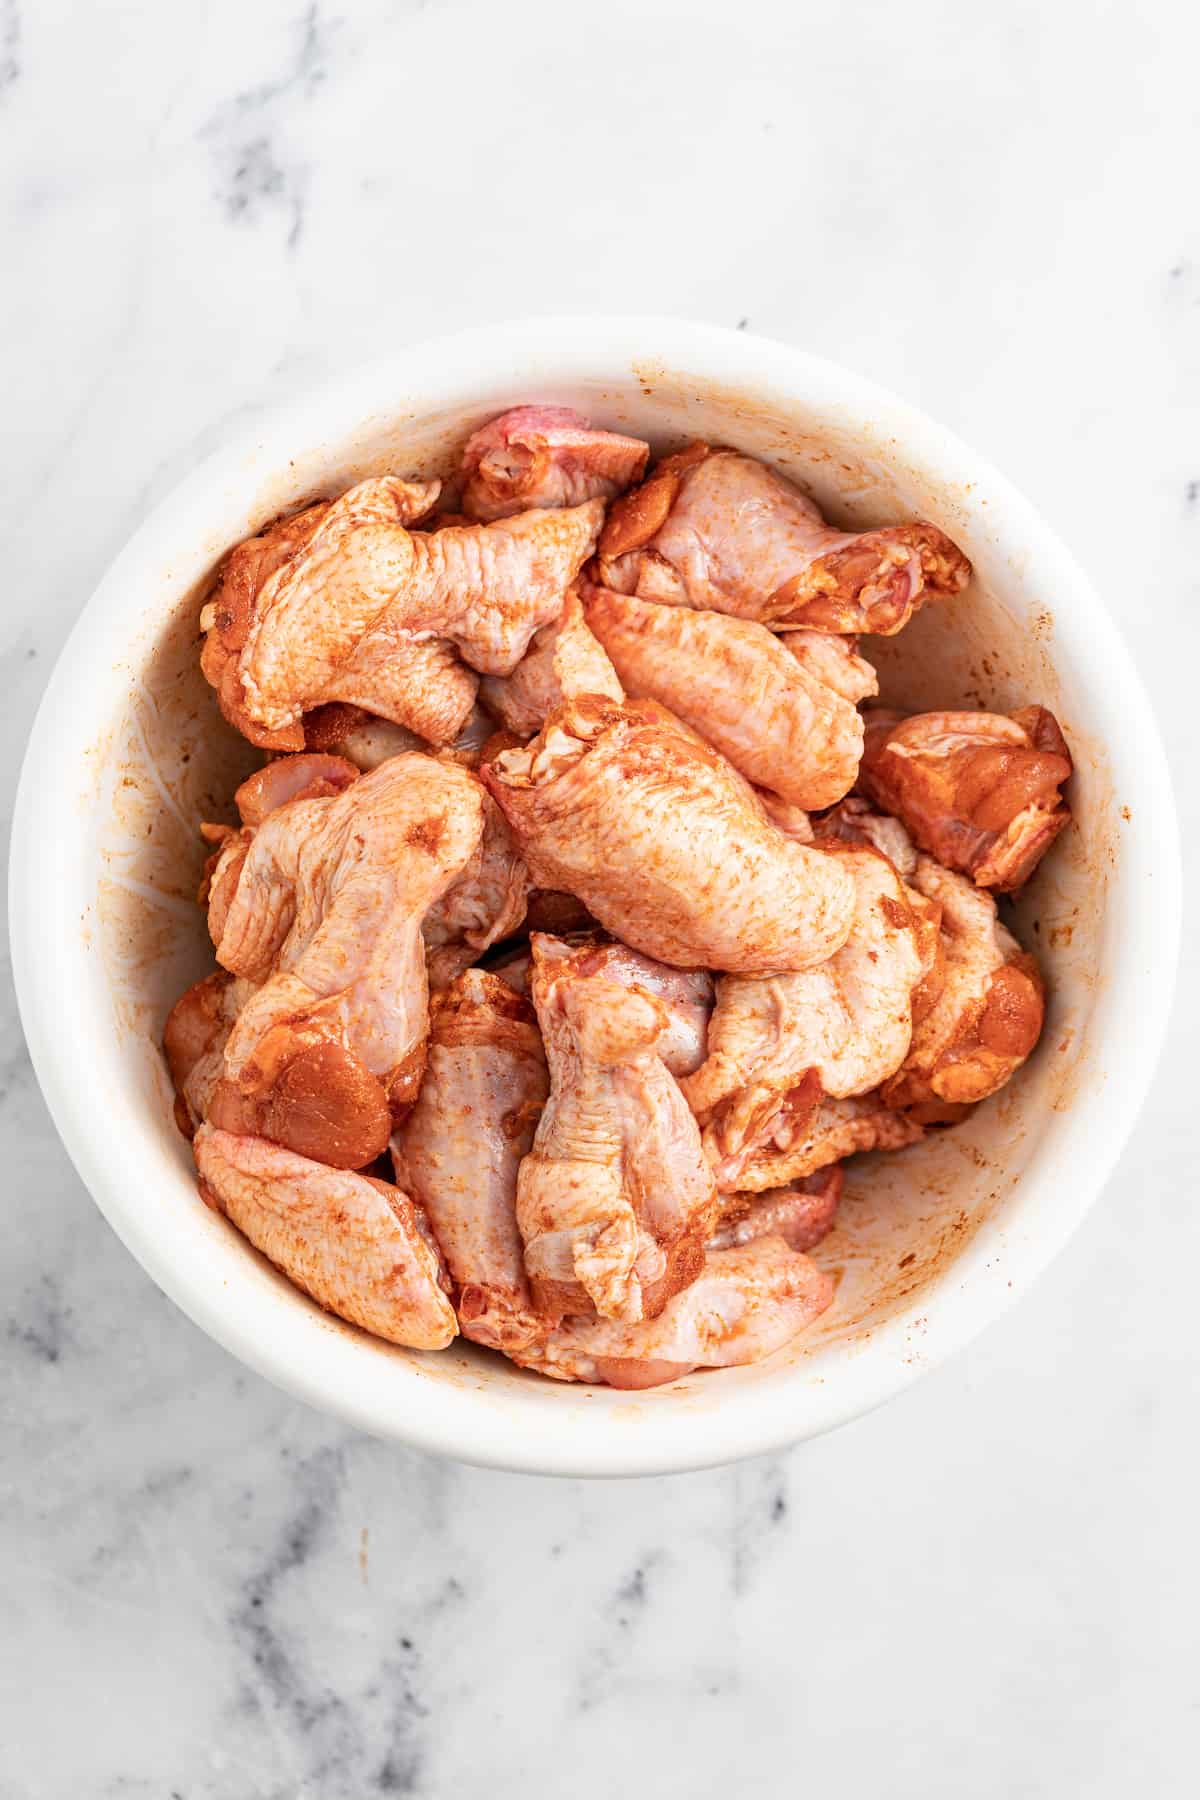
881;856;1045;1111
235;479;603;732
483;696;856;974
584;583;863;809
683;845;925;1187
597;444;970;633
517;933;718;1324
460;406;649;521
511;1237;833;1388
859;706;1072;891
194;1125;457;1349
392;970;548;1353
206;755;484;1165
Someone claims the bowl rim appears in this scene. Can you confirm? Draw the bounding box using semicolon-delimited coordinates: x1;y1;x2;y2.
9;315;1182;1476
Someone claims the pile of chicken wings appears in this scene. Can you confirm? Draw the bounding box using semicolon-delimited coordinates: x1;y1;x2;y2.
165;404;1072;1389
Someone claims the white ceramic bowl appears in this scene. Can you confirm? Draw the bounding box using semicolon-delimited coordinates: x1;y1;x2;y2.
10;318;1180;1476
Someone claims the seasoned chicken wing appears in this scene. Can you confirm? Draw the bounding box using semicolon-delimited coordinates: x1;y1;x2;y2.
710;1165;843;1253
682;845;925;1187
483;696;855;973
479;588;623;736
203;475;603;741
735;1093;926;1193
859;706;1073;892
422;793;529;991
510;1236;833;1388
597;444;970;633
517;933;718;1324
193;1125;457;1349
583;583;863;809
206;755;484;1165
392;970;547;1353
881;856;1045;1112
460;405;649;521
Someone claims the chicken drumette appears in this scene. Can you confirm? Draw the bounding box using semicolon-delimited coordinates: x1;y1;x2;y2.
583;583;863;810
459;405;649;521
682;843;928;1188
859;705;1072;892
392;969;548;1354
516;933;718;1325
202;754;485;1166
597;443;970;633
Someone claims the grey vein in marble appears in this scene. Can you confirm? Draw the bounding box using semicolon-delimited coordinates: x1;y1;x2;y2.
202;4;336;247
0;0;18;95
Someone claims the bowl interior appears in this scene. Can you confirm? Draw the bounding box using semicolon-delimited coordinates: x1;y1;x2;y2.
29;330;1152;1473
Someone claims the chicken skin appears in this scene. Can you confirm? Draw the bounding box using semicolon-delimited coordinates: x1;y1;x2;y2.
392;970;548;1353
735;1093;927;1194
597;444;971;633
859;706;1073;892
460;406;649;522
203;474;604;742
205;755;484;1166
710;1165;843;1253
517;933;718;1325
483;696;855;974
510;1236;833;1388
683;844;925;1188
583;583;863;810
193;1125;457;1350
479;588;623;736
881;856;1045;1113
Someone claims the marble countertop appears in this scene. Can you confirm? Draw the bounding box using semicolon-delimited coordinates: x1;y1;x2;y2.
2;2;1197;1793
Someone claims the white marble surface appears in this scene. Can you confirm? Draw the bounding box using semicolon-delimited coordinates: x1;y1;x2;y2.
2;1;1197;1793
